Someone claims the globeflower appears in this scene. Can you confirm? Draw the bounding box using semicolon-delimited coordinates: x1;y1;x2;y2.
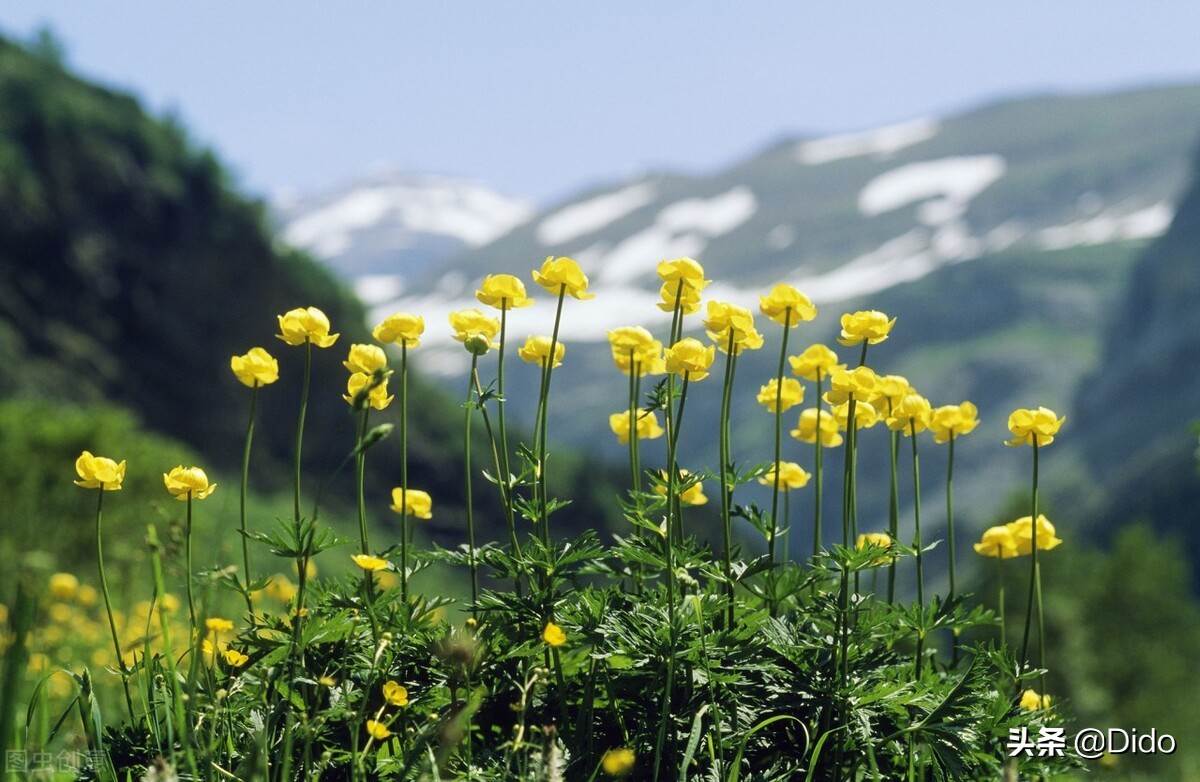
930;401;980;443
230;347;279;388
664;338;716;382
351;554;390;572
276;306;339;348
885;393;932;435
222;649;249;668
365;720;392;740
389;487;433;520
871;375;911;410
757;461;811;490
601;747;637;776
205;617;234;633
789;343;841;381
823;366;878;405
341;344;386;375
856;532;894;566
542;621;567;647
756;377;804;412
74;451;127;491
1005;406;1066;447
1019;689;1052;711
656;280;703;314
163;466;217;500
476;273;534;309
1006;515;1063;554
833;400;881;430
790;408;843;448
608;326;665;375
656;257;709;292
382;680;410;707
608;409;665;444
704;301;764;353
49;573;79;600
759;283;817;326
518;335;566;368
532;256;594;299
837;310;896;346
449;308;501;354
654;469;708;506
372;312;424;348
973;525;1019;559
343;372;393;411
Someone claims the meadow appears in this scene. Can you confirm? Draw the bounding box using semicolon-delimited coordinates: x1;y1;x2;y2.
1;256;1077;780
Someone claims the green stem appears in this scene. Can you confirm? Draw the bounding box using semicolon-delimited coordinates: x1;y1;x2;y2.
536;287;568;538
997;557;1006;648
1020;440;1043;690
946;434;958;664
95;489;136;719
719;332;737;622
768;310;792;575
627;350;639;489
239;385;259;620
465;354;480;619
399;343;409;602
813;373;823;559
496;305;521;569
356;408;371;555
910;419;925;677
185;492;196;633
293;340;312;524
887;419;899;603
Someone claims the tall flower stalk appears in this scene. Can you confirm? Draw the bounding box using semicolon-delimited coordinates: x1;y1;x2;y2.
464;354;481;618
163;465;218;636
885;392;931;674
788;343;839;561
930;401;980;639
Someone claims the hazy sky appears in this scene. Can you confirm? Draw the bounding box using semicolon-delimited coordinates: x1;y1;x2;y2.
3;3;1199;204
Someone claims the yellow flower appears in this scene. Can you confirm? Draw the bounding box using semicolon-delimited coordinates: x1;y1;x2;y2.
656;280;703;314
654;469;708;506
608;327;666;376
973;526;1020;559
351;554;390;572
608;409;665;444
230;347;280;388
73;451;127;491
1019;689;1052;711
389;488;433;520
449;308;501;354
518;335;566;368
343;372;394;411
704;301;764;353
265;575;297;603
276;306;339;348
48;573;79;601
1006;515;1063;555
343;344;388;375
383;680;410;707
837;310;896;346
790;408;843;448
856;532;894;566
1005;407;1066;447
788;343;842;382
601;747;637;776
823;366;878;405
833;400;881;430
532;256;594;299
476;274;534;309
222;649;249;668
205;617;234;633
664;338;716;382
885;393;932;435
372;312;425;348
930;401;980;444
757;461;811;491
759;283;817;326
318;675;337;687
77;585;98;607
871;375;911;410
163;466;217;500
542;621;567;647
365;720;392;740
656;257;709;292
756;378;804;413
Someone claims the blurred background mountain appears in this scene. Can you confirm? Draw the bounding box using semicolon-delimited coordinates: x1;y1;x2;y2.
1;16;1200;777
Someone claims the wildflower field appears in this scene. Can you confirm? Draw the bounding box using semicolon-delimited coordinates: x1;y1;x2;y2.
1;256;1079;780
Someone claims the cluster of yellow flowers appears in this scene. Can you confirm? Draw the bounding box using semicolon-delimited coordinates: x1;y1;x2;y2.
364;679;412;740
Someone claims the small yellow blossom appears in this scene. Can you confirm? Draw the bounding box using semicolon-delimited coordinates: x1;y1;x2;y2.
885;393;932;435
664;338;716;382
654;469;708;506
383;680;410;707
757;377;804;413
601;747;637;776
518;335;566;368
1006;515;1063;555
276;306;339;348
871;375;911;410
833;400;881;430
656;257;709;292
449;308;501;354
1019;689;1052;711
476;274;534;309
608;326;666;375
48;573;79;601
222;649;249;668
365;720;392;740
790;408;843;448
74;451;126;491
608;409;665;444
757;461;811;491
163;466;216;500
390;488;433;520
759;283;817;326
343;372;394;411
973;525;1020;559
823;366;878;405
372;312;425;348
656;280;703;314
704;301;764;353
205;617;234;634
856;532;894;566
532;256;594;299
318;675;337;687
343;343;388;375
930;402;980;443
230;347;280;388
542;621;567;647
1005;406;1066;447
789;343;841;381
837;310;896;346
351;554;390;572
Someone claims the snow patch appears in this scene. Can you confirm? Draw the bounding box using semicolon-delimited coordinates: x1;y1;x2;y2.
1035;202;1173;250
795;118;939;165
537;183;657;245
354;274;405;306
858;155;1006;217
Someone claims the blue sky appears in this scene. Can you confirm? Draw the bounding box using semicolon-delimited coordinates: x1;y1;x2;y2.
3;3;1199;203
